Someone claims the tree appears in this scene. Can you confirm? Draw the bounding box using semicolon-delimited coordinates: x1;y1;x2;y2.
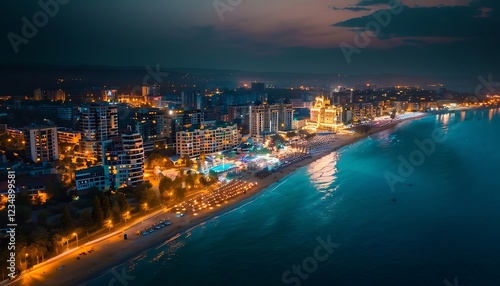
17;205;32;225
174;187;186;200
199;176;209;187
60;206;74;232
159;177;173;194
31;227;50;262
17;191;32;206
91;196;104;226
143;181;153;190
185;174;195;189
145;189;160;208
51;233;65;255
270;134;285;145
45;180;68;202
121;212;131;226
34;196;43;206
208;170;219;184
114;192;129;214
182;155;193;167
99;193;112;220
37;210;48;226
79;209;94;238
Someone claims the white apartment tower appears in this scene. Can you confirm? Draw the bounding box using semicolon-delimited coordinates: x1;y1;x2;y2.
249;103;294;138
25;125;59;162
78;104;119;159
102;133;145;188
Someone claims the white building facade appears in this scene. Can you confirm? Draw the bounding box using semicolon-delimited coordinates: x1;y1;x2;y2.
176;124;239;158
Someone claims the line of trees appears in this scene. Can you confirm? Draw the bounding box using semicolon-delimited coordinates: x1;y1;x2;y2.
0;187;137;278
158;172;217;204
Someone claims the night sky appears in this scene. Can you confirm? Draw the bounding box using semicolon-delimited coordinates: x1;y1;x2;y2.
2;0;499;76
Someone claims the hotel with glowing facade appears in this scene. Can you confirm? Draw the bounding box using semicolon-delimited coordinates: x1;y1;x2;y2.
175;123;239;158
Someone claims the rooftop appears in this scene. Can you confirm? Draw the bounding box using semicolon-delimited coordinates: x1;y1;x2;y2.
0;174;58;193
75;166;104;176
182;122;237;132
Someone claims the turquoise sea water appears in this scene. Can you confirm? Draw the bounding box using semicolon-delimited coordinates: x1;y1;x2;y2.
86;108;500;286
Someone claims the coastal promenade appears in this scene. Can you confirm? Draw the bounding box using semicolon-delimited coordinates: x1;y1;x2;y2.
5;112;428;286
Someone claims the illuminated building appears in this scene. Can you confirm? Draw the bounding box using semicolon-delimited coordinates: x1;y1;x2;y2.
78;103;118;160
24;124;59;162
46;89;66;102
57;127;81;145
102;89;117;102
102;133;145;187
175;123;239;158
249;103;293;138
309;97;343;130
134;108;172;152
76;133;145;191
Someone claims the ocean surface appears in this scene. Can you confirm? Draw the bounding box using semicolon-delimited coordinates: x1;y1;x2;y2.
86;108;500;286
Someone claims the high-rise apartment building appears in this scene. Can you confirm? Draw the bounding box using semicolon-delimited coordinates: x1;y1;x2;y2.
181;91;201;109
142;85;161;97
102;133;145;188
33;88;43;101
134;108;170;141
228;105;250;125
24;125;59;162
76;133;145;191
78;104;118;159
46;89;66;102
249;103;294;138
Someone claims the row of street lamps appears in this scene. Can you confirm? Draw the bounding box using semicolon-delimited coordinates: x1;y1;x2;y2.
24;209;143;271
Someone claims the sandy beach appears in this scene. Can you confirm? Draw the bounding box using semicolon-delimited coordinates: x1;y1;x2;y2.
5;113;428;286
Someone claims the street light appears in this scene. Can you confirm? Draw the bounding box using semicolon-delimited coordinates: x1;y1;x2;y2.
122;211;130;226
73;232;79;247
25;253;28;269
65;238;69;251
109;220;113;233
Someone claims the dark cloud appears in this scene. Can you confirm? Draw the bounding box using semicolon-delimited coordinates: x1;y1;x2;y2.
0;0;499;77
331;6;371;11
333;5;500;39
355;0;393;6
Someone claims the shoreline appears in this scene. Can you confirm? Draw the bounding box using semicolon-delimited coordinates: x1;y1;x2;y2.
7;110;458;286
